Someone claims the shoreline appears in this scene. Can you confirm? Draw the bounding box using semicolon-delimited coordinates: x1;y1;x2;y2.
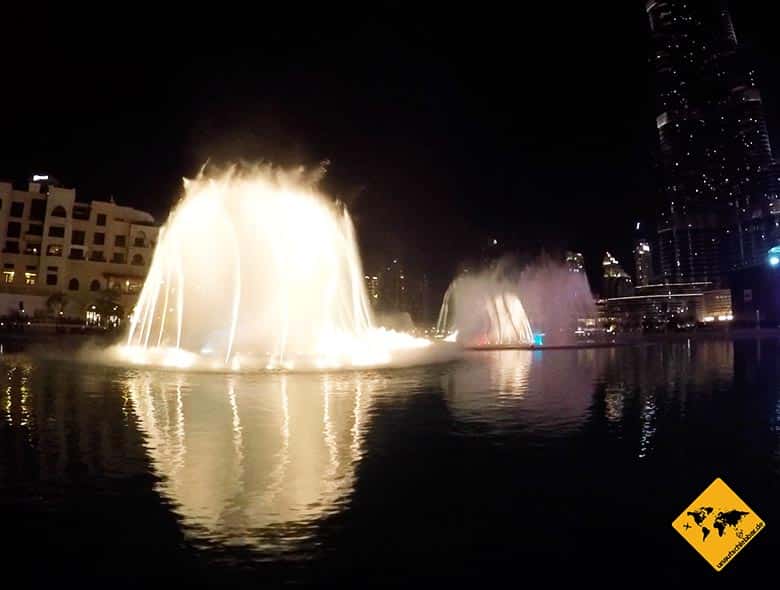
1;327;778;358
464;327;780;351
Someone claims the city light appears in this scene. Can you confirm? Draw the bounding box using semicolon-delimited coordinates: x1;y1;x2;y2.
767;246;780;268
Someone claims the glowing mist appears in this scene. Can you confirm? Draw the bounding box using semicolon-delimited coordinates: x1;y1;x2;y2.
119;165;432;370
436;270;534;347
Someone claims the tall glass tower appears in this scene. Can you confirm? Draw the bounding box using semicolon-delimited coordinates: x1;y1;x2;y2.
646;0;779;285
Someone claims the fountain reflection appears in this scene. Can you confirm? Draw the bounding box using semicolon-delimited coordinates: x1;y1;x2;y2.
126;370;375;549
1;362;34;430
442;350;600;434
594;340;735;459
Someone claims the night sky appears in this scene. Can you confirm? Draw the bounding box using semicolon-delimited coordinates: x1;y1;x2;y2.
1;3;777;299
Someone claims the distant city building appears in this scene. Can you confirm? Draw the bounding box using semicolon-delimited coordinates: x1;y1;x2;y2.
380;258;407;313
0;177;159;323
700;289;733;322
730;247;780;327
407;272;432;326
633;239;653;286
598;281;733;332
602;251;633;298
566;251;585;273
364;274;381;308
366;260;432;327
647;0;780;285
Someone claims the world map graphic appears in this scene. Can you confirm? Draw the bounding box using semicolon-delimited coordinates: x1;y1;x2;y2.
685;506;749;542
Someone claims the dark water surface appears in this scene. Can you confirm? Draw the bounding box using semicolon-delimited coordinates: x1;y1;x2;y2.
1;339;777;586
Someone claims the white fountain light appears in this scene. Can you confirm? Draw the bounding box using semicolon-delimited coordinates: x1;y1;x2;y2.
115;164;432;370
436;272;534;347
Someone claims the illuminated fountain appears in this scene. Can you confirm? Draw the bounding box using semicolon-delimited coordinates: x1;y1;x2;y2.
117;165;433;370
516;256;596;346
436;256;596;348
436;270;534;347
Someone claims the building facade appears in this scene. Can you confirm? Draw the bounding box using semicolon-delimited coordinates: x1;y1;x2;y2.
364;274;381;307
598;281;732;333
363;259;434;327
566;251;585;274
0;178;159;322
647;0;780;285
633;239;653;286
729;246;780;327
598;291;700;333
379;258;408;313
602;251;633;298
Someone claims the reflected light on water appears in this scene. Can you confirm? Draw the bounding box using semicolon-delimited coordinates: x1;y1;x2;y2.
638;396;657;459
604;386;625;423
2;339;779;586
443;350;598;434
126;370;375;549
2;363;34;432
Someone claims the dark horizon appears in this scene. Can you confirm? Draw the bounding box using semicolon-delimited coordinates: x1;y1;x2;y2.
1;2;778;300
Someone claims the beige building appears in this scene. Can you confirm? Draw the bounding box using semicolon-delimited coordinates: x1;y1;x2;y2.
699;289;733;322
0;177;159;322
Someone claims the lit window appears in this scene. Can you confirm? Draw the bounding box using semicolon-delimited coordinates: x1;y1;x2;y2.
24;268;37;285
46;244;63;257
86;309;101;326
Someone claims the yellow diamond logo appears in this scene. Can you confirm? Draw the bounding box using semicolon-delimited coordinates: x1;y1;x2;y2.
672;478;765;571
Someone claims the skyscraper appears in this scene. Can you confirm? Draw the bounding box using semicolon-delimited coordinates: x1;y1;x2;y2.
565;251;585;274
634;239;653;286
380;258;407;313
364;274;381;308
602;252;633;298
646;0;779;285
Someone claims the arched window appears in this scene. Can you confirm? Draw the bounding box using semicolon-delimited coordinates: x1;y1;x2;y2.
131;253;144;266
68;278;79;291
90;279;101;291
51;205;67;217
134;231;147;247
